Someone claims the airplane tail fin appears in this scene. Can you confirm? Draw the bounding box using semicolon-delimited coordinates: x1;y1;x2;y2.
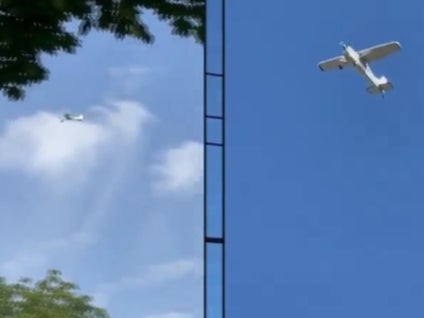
366;76;393;95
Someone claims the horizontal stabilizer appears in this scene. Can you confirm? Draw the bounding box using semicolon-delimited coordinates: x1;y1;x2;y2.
366;82;393;94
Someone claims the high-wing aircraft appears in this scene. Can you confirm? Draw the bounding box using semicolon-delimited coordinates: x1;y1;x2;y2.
61;113;84;122
318;41;401;97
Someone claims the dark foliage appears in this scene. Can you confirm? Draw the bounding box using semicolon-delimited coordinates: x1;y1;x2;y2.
0;0;205;100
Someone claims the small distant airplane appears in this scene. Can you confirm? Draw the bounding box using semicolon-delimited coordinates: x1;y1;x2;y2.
318;41;401;97
60;113;84;122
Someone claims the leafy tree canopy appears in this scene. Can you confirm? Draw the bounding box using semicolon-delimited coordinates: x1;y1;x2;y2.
0;269;109;318
0;0;205;100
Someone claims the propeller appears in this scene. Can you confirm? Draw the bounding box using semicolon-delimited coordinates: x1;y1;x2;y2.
339;41;348;50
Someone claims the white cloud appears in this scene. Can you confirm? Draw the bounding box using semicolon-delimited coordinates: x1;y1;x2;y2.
0;100;155;284
0;112;104;178
91;99;153;141
0;18;203;318
0;100;153;182
151;141;203;194
144;312;193;318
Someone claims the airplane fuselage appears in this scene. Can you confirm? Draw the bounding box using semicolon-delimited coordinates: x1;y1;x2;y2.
318;41;401;97
61;113;84;122
343;45;380;88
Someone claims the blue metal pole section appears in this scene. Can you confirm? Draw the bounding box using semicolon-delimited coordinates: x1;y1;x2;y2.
204;0;225;317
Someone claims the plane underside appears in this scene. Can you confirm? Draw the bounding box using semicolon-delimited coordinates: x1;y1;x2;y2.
317;41;401;97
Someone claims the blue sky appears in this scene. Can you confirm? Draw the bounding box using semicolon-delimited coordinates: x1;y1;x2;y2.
226;0;424;317
0;13;202;318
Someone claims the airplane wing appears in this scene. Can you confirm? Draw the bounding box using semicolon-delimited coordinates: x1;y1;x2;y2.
358;41;401;63
317;55;351;71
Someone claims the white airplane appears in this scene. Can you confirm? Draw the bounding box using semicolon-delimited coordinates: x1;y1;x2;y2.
318;41;401;97
60;113;84;122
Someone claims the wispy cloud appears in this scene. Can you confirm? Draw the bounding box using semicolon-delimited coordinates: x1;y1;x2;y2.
92;258;202;307
108;65;151;95
0;17;203;318
0;231;97;282
0;99;155;283
151;140;203;195
108;65;150;77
